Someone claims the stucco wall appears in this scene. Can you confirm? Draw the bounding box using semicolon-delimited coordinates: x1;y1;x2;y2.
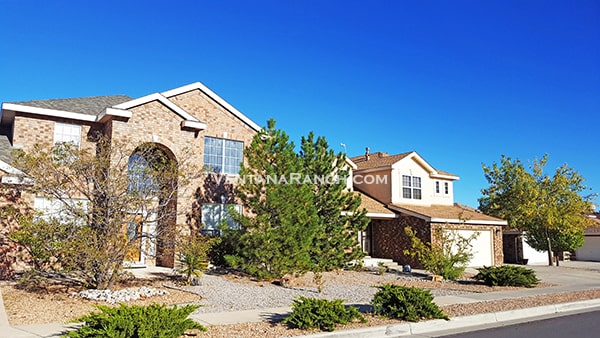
353;168;392;203
391;158;454;206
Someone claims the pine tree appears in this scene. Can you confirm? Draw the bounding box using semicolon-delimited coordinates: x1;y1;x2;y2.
227;119;319;279
225;120;369;280
299;132;368;272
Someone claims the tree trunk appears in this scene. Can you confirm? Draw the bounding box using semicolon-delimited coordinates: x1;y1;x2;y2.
546;229;553;266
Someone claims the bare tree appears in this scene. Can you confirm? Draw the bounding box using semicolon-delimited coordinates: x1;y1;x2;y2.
11;135;198;289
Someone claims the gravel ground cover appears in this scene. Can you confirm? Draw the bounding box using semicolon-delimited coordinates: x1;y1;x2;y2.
1;268;599;338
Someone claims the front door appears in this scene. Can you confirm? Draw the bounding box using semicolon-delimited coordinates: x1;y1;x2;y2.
124;214;143;264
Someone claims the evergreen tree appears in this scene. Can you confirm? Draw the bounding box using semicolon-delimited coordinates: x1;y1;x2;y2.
227;119;319;279
226;120;368;280
299;132;368;272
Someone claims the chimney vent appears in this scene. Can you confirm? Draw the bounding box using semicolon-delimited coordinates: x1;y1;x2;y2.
365;147;370;161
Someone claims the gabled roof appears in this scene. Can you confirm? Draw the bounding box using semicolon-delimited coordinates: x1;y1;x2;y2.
8;95;132;116
350;152;412;170
354;191;397;219
161;82;261;132
350;151;458;180
388;203;507;225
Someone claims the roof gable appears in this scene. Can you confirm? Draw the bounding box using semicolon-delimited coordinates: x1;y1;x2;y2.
351;151;458;180
161;82;261;132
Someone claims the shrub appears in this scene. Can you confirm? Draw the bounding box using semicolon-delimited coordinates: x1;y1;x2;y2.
474;265;540;287
371;284;448;322
64;303;205;338
283;297;366;332
404;227;476;280
177;234;215;284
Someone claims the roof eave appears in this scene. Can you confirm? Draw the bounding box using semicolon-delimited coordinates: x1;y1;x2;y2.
430;218;508;226
2;103;96;122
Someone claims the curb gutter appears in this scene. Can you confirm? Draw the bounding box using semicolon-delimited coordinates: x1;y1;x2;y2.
292;299;600;338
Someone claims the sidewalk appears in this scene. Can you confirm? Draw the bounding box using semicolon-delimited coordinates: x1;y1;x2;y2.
2;261;600;338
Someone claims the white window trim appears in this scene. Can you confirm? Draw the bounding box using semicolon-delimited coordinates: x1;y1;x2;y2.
204;136;244;175
53;122;82;148
402;175;422;200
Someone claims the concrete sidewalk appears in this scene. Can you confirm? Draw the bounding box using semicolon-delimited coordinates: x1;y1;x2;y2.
2;261;600;338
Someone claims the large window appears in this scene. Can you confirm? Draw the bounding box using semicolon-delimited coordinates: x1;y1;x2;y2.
201;203;242;236
204;137;244;175
402;175;422;200
34;197;88;224
127;154;158;194
54;122;81;147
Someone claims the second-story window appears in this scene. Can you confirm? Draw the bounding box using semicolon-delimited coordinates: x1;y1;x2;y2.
435;181;440;194
53;122;81;163
444;182;449;195
204;136;244;175
402;175;422;200
54;122;81;148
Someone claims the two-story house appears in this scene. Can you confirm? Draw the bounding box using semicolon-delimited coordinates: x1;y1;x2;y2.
349;150;506;267
0;82;261;270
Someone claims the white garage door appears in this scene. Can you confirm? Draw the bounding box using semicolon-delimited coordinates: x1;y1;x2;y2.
448;230;493;267
576;236;600;262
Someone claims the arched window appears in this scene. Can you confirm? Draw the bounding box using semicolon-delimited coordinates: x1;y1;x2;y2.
127;153;158;194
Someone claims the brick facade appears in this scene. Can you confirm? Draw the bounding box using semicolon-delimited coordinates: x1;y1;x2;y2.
369;217;504;268
370;216;431;268
1;84;259;270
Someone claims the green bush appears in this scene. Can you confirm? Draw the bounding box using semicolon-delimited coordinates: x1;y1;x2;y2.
283;297;366;332
64;303;205;338
371;284;448;322
474;265;540;287
404;227;477;281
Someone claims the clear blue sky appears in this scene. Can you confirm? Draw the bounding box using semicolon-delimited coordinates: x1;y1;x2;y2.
1;0;598;209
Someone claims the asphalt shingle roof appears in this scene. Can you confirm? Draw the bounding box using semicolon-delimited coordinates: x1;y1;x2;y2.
350;152;413;171
390;203;505;223
354;191;395;216
10;95;133;116
0;135;12;164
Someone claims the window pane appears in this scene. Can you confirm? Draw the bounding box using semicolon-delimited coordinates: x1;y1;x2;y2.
444;182;449;194
435;181;440;194
402;175;411;187
204;137;223;173
413;188;422;200
413;177;421;188
403;187;412;199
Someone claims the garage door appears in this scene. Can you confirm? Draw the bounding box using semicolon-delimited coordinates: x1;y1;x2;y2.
448;230;493;267
576;236;600;262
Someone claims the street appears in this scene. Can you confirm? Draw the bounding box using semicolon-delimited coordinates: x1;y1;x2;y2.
439;309;600;338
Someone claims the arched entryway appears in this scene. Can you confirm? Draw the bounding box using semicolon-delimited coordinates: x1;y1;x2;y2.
127;143;178;268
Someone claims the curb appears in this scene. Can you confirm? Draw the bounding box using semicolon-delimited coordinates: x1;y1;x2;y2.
292;298;600;337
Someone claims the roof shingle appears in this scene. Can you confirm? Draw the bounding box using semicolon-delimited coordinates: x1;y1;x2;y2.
390;203;506;223
0;135;12;164
10;95;132;116
354;191;395;216
350;152;412;171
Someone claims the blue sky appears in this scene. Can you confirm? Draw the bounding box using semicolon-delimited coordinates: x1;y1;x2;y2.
1;0;598;208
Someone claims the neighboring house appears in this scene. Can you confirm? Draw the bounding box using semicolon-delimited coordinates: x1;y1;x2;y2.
501;230;548;265
0;82;260;269
575;212;600;262
349;150;506;268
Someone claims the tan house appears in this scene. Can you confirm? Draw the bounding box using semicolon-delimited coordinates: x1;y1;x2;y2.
349;150;506;268
0;82;261;269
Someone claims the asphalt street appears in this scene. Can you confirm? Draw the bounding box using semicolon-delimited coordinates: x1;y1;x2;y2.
439;309;600;338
